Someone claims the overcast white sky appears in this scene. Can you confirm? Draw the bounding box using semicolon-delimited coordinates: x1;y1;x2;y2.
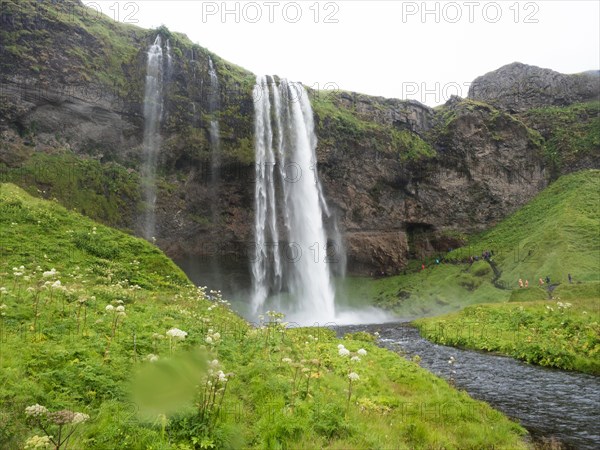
94;1;599;105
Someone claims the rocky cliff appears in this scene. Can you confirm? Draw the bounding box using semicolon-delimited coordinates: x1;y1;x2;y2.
1;0;598;279
469;62;599;112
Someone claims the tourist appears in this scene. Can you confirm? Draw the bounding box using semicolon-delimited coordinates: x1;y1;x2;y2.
568;273;573;284
539;277;544;286
518;278;523;288
546;276;550;284
525;280;529;288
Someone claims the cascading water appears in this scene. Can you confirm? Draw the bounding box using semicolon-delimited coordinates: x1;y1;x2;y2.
207;57;221;181
165;39;173;80
251;76;336;323
140;35;164;240
206;57;223;285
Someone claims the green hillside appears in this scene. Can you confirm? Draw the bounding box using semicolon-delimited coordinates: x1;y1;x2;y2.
0;183;528;449
404;170;600;374
351;170;599;316
449;169;600;286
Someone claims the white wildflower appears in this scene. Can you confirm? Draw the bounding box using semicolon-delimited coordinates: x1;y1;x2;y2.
351;356;361;362
24;435;52;449
166;328;188;340
205;336;213;344
105;305;114;312
25;404;48;417
338;347;350;357
281;357;292;364
348;372;360;381
357;348;367;356
42;269;57;278
71;412;90;424
337;344;345;349
116;305;125;312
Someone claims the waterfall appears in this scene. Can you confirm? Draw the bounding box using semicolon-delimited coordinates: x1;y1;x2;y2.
140;35;164;240
251;76;337;323
165;39;173;80
208;57;221;181
207;57;222;285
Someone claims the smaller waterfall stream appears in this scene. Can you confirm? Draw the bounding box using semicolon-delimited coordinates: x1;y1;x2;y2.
140;35;164;240
208;57;221;182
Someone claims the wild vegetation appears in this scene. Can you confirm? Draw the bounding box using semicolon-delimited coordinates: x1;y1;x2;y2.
342;170;600;374
0;183;529;449
520;101;600;170
414;283;600;374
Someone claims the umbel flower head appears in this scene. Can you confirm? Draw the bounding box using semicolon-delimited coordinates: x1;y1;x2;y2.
42;268;57;278
166;328;188;340
348;372;360;381
71;412;90;424
338;346;350;357
24;435;52;449
25;404;48;417
49;410;76;425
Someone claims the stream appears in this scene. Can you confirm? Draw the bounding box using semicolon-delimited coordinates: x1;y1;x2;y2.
337;322;600;449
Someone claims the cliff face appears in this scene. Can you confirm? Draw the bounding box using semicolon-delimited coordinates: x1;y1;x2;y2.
468;62;600;112
1;1;597;277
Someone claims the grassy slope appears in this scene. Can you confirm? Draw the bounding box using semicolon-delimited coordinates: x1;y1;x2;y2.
356;170;599;316
406;170;600;373
0;183;528;449
449;169;600;286
340;260;509;319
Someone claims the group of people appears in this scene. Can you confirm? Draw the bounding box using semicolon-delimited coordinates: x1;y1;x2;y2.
518;274;573;288
518;277;548;288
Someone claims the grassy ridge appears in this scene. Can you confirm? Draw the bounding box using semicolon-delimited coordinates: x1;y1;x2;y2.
0;183;529;449
342;171;599;316
407;170;600;374
448;169;600;287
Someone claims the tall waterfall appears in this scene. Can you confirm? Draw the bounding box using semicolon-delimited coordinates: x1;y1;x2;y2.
165;39;173;81
140;35;164;240
208;57;221;181
251;76;337;323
